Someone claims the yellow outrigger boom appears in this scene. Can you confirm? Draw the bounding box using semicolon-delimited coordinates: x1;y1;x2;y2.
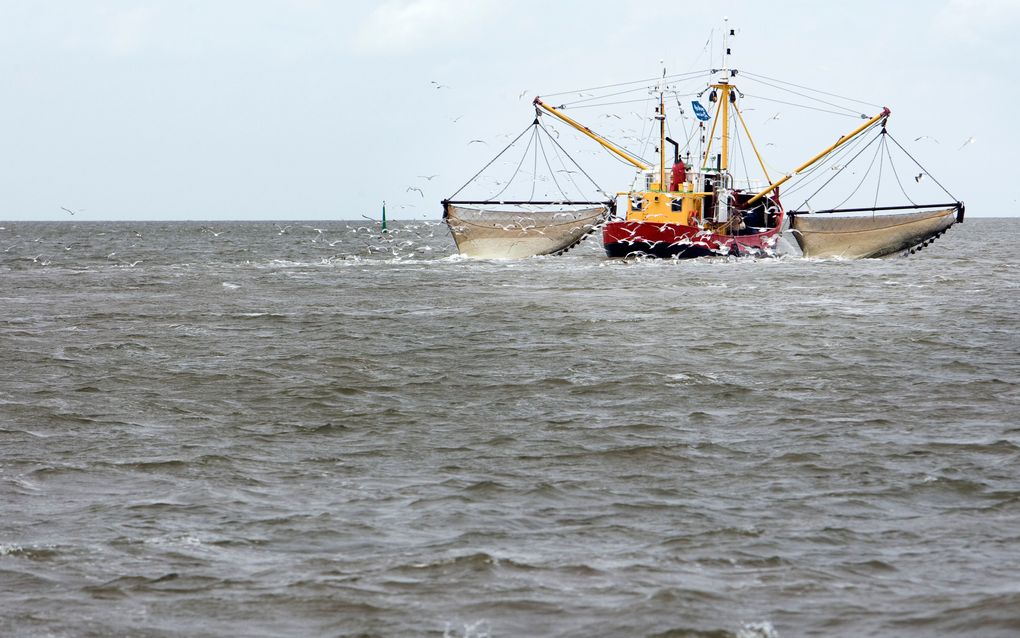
533;98;651;171
747;107;891;205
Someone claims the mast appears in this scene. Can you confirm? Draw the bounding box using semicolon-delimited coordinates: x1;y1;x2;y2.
720;83;730;171
658;86;666;189
719;18;734;172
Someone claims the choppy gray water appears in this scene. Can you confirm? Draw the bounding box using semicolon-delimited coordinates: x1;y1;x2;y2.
1;219;1019;637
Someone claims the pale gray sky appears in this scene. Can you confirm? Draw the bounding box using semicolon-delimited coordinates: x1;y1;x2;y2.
1;0;1017;220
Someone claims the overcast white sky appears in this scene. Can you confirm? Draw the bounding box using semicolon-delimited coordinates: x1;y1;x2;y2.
1;0;1017;220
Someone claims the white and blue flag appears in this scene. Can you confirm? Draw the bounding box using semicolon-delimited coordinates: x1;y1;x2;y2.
691;101;711;121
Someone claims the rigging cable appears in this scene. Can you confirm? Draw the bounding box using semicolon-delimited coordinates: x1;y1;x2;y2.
556;94;700;110
534;128;568;200
540;69;711;99
883;134;916;206
830;133;885;210
485;126;538;202
739;71;883;109
783;122;881;198
542;126;588;201
448;120;537;201
738;74;867;116
537;120;612;199
558;75;706;108
529;122;541;200
732;112;752;189
885;131;960;202
791;130;883;210
874;134;886;210
739;93;863;118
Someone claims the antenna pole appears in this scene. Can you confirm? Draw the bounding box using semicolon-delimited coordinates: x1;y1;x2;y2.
659;93;666;190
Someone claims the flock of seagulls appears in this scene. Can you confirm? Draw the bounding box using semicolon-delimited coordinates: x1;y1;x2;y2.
2;220;453;269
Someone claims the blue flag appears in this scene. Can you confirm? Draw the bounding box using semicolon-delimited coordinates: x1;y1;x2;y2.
691;101;711;121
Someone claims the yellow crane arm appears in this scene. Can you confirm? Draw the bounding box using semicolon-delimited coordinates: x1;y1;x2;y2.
747;107;891;206
533;98;651;171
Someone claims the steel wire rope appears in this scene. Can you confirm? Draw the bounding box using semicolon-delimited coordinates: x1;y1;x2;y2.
557;75;708;109
882;136;917;206
739;71;883;109
732;115;753;190
885;131;960;202
558;85;658;108
739;93;862;118
485;126;538;202
534;130;570;200
562;94;700;110
671;92;694;154
830;135;885;210
448;121;538;200
791;131;883;210
529;124;541;201
783;126;878;198
737;75;866;116
782;120;882;192
540;69;711;99
538;123;590;201
874;135;886;210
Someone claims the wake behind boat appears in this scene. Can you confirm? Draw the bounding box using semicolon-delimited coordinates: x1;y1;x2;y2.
442;26;963;260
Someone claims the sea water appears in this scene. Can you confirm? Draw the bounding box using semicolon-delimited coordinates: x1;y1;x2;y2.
1;218;1018;636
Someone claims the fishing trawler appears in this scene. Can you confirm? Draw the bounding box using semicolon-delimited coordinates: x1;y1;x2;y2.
443;28;963;259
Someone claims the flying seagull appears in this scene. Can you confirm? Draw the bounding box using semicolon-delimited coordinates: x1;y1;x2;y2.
430;81;450;89
406;186;424;197
914;173;925;182
958;136;976;150
418;174;439;181
468;139;487;145
60;206;77;215
914;135;939;144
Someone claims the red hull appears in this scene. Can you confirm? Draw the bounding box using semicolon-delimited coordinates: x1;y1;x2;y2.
603;219;784;259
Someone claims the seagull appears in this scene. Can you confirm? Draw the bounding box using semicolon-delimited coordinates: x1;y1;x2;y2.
60;206;77;215
451;115;465;123
518;89;529;99
468;139;487;145
914;173;925;182
914;135;939;144
766;113;781;123
958;136;976;150
418;174;439;181
430;81;450;89
599;113;622;119
406;186;424;197
274;224;291;235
